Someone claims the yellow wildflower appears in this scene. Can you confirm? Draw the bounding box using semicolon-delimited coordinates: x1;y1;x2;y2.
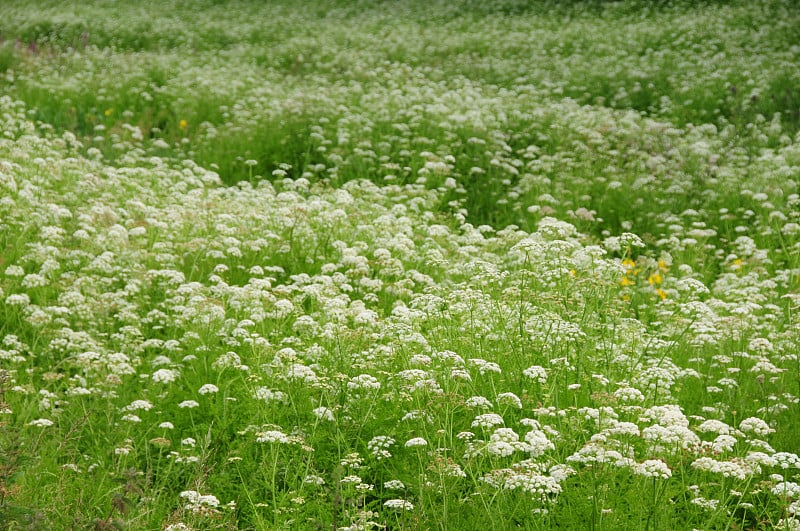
104;108;113;117
179;119;188;130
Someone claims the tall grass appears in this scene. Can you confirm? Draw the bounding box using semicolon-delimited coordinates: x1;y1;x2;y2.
0;1;798;529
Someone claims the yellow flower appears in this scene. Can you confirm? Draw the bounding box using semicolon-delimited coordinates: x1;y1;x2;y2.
104;108;113;117
621;258;636;270
657;259;668;272
620;276;635;287
656;288;667;300
648;272;662;285
179;119;188;130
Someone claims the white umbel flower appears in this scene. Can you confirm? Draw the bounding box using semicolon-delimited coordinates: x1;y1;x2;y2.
634;459;672;479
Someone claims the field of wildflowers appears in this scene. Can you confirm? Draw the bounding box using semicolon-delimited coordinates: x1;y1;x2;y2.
0;0;799;529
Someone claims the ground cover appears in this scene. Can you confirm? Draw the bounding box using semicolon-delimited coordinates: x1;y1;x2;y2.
0;1;798;529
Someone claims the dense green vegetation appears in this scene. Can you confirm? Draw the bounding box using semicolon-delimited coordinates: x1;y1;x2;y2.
0;1;798;529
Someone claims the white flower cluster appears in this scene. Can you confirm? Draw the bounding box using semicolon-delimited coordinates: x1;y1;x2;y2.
384;499;414;510
180;490;220;515
690;457;759;480
504;473;563;501
739;417;775;436
367;435;395;460
405;437;428;448
523;365;548;384
256;430;290;444
633;460;672;479
472;413;505;429
772;482;800;498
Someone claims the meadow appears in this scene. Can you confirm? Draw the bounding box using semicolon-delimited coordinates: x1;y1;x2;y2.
0;0;799;529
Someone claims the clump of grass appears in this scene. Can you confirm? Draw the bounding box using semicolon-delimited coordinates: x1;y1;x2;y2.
0;41;19;74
